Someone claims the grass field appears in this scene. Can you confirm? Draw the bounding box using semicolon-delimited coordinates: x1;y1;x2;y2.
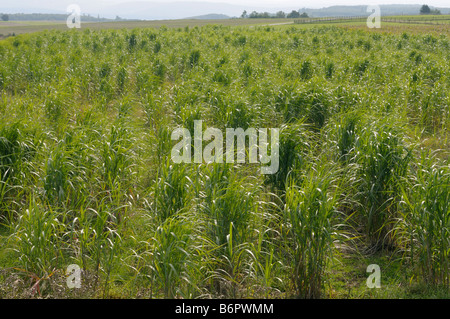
1;15;449;39
0;18;296;38
0;16;449;299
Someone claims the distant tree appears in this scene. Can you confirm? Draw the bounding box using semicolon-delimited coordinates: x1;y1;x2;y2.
246;10;291;19
115;15;122;20
276;11;286;18
287;10;300;18
420;5;431;14
299;12;309;18
431;9;441;14
1;14;9;22
249;11;259;18
241;10;247;18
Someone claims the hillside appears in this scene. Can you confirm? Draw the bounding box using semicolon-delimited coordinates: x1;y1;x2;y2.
187;14;231;20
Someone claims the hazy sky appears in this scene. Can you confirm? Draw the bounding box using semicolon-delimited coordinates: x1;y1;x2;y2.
93;0;450;7
2;0;450;9
2;0;449;20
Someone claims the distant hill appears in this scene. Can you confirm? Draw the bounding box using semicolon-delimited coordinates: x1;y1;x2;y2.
303;5;450;17
187;14;231;20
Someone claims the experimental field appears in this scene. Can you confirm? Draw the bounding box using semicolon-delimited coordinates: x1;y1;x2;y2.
0;19;449;299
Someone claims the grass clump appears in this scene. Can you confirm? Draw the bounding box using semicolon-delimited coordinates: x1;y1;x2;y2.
397;154;449;288
282;168;341;298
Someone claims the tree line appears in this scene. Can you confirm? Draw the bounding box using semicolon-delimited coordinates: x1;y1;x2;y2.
238;5;443;19
241;10;309;19
420;5;441;15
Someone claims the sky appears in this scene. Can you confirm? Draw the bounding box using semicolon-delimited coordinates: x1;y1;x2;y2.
83;0;450;8
1;0;450;10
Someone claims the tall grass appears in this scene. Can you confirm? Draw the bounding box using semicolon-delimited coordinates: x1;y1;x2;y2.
199;164;257;297
396;153;449;288
282;167;341;298
0;122;39;219
200;164;254;252
0;25;448;299
140;160;199;298
355;122;411;248
101;124;134;190
265;123;310;192
147;161;192;223
150;214;195;298
10;197;67;279
335;113;359;163
44;143;71;205
0;123;38;183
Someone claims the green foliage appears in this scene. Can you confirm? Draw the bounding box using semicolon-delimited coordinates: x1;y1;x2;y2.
44;144;71;205
202;166;254;251
283;168;341;298
0;24;448;299
151;214;194;298
189;49;201;67
0;123;34;182
265;123;310;192
11;198;67;277
148;161;192;223
397;154;449;288
300;60;313;80
355;123;411;248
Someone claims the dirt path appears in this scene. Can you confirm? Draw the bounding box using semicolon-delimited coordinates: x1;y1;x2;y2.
265;22;295;26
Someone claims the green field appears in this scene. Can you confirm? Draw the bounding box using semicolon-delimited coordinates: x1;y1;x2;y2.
0;18;296;38
0;19;449;299
1;15;449;40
